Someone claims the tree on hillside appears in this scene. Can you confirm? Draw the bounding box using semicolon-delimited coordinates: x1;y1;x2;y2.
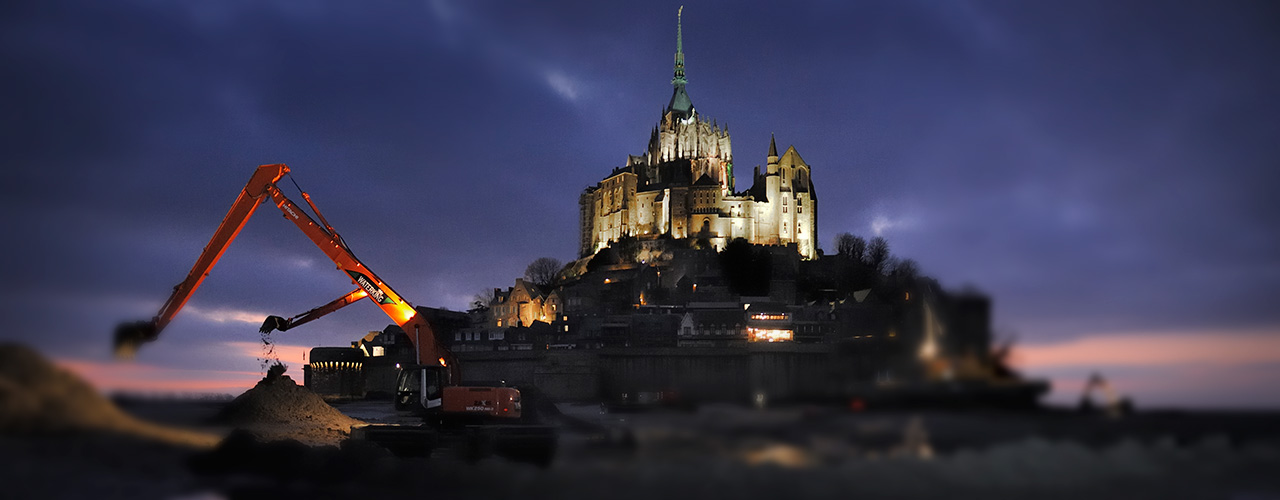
719;238;771;297
616;236;641;263
891;258;920;279
524;257;564;288
470;288;494;311
834;233;867;262
866;236;891;274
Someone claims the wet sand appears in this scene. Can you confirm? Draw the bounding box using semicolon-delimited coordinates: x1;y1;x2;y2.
4;397;1279;500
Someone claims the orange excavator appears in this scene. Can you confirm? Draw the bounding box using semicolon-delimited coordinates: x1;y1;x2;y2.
115;164;546;442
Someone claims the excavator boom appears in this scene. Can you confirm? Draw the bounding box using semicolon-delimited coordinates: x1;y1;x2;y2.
115;164;451;370
115;165;286;357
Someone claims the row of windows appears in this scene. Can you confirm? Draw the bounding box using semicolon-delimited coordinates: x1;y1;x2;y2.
455;331;506;342
679;324;745;336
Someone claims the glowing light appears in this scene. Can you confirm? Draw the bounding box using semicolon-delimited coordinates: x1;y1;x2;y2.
749;327;793;342
395;304;417;323
438;357;447;367
919;337;938;359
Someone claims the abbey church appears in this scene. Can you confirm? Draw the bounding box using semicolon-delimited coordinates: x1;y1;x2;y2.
579;10;819;260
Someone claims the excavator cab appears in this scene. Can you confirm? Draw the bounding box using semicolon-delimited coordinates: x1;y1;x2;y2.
395;364;447;412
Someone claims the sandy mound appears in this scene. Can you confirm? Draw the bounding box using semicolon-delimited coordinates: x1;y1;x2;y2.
0;343;219;447
217;367;363;445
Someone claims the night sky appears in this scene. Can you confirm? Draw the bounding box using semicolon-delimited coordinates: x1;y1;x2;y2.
3;1;1278;407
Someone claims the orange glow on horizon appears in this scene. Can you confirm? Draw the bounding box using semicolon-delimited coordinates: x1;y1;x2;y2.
56;340;320;395
225;341;312;366
1015;327;1280;369
57;358;261;394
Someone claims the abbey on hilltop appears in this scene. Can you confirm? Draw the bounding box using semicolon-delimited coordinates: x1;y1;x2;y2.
579;9;819;260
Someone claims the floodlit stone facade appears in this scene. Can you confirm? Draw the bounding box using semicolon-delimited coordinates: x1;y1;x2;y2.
579;11;818;260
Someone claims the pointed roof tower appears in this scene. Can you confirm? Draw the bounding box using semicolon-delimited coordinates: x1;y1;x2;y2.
766;134;780;173
667;6;695;118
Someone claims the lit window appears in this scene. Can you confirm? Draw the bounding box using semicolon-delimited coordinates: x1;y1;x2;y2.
748;327;793;342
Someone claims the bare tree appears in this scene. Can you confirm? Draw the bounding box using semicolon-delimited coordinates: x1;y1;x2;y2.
834;233;866;261
891;258;920;279
989;328;1020;380
524;257;564;288
470;288;495;311
866;236;890;274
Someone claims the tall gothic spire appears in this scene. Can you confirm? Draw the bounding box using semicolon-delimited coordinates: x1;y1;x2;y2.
672;6;686;87
666;6;694;118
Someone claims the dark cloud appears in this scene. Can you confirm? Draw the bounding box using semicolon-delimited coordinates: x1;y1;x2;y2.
2;0;1278;385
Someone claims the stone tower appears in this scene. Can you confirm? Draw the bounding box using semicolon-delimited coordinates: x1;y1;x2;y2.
633;6;734;192
579;8;819;260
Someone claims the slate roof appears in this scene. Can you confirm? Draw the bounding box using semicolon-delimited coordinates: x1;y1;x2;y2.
668;86;694;118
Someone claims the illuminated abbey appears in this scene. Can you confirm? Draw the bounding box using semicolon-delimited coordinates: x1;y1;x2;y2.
578;10;819;260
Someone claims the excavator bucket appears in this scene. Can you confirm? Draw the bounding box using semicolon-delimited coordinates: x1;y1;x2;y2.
259;315;289;334
113;319;159;359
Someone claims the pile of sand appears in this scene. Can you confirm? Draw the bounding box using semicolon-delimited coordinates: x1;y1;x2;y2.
217;366;362;445
0;342;219;447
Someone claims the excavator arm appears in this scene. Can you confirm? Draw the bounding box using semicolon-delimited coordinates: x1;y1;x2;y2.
115;164;453;372
114;165;286;356
259;288;367;334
